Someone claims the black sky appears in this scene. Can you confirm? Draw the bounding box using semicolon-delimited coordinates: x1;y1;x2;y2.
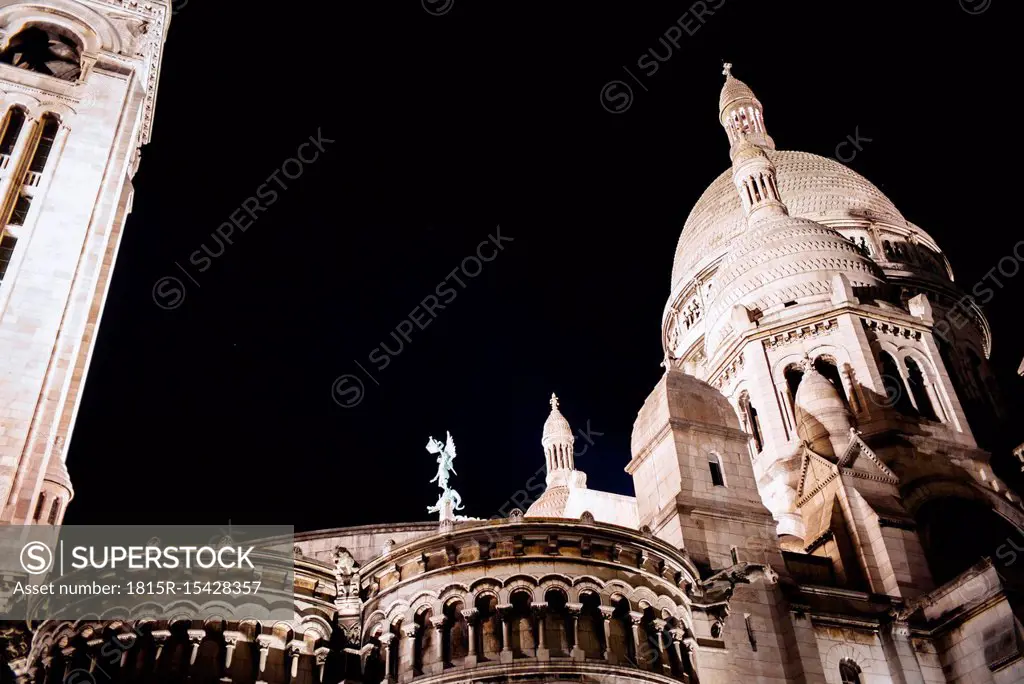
64;0;1022;529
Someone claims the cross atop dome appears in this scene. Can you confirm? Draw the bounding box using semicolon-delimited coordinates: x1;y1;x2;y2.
722;62;733;77
550;393;559;410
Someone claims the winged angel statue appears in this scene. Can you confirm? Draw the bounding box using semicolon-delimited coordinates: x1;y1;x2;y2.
426;431;465;520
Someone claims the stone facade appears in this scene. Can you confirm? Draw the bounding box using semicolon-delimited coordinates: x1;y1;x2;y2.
3;28;1024;684
0;0;169;525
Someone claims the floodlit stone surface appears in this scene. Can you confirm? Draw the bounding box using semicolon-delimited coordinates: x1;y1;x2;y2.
3;25;1024;684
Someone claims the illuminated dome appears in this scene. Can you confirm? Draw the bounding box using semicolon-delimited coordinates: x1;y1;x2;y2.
703;213;886;353
671;150;908;291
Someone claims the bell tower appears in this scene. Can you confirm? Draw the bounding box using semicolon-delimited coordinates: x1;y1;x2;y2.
0;0;170;524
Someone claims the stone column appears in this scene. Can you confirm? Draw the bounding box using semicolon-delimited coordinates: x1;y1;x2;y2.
400;624;419;683
151;630;171;674
629;612;644;667
187;630;205;667
496;604;514;664
566;603;585;661
428;616;446;674
461;608;479;666
599;606;616;664
221;632;243;682
681;633;701;684
533;603;549;661
376;634;395;683
255;635;273;684
651;619;669;674
115;633;135;670
287;644;303;681
0;115;36;217
669;629;685;673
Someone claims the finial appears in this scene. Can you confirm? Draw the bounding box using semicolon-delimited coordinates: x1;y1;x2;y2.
722;62;733;77
550;393;559;411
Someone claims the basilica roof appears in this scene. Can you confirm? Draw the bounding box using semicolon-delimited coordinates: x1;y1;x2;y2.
671;150;908;291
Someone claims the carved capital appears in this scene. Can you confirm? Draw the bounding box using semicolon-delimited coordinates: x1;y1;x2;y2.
628;611;645;627
429;616;447;631
460;608;479;624
651;619;668;632
566;602;584;616
669;628;687;643
377;633;396;648
496;603;514;620
401;624;419;639
598;606;616;621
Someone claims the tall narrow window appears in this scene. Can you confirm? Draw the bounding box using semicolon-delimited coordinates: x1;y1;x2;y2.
0;107;27;159
46;497;60;524
880;352;916;415
28;114;61;174
709;453;726;487
839;659;862;684
32;493;47;522
0;231;17;283
905;357;938;420
8;195;31;226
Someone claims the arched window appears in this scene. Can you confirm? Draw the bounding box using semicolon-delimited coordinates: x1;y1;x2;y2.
905;357;938;420
709;453;726;487
839;658;862;683
879;352;916;416
0;25;82;80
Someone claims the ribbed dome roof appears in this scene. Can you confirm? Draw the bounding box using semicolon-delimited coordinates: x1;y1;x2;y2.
704;214;886;353
525;485;570;518
542;394;574;445
720;73;757;113
44;455;73;493
671;150;908;290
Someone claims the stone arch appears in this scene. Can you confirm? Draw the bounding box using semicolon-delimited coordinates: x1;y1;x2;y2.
540;585;571;657
500;575;538;604
437;583;471;606
604;580;634;604
442;596;470;665
569;576;606;603
506;586;535;658
298;615;332;644
0;0;121;55
823;642;872;684
406;594;442;624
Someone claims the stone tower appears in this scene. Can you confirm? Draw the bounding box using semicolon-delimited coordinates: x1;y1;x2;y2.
0;0;169;524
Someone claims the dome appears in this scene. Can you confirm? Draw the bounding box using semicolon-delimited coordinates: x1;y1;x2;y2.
44;455;73;493
703;214;886;353
719;72;758;114
671;150;908;291
525;485;569;518
542;394;574;446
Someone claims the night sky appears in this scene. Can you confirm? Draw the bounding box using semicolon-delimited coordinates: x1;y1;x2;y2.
64;0;1022;529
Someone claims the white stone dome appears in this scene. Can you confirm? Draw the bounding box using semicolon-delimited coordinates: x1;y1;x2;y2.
704;214;886;354
671;150;908;291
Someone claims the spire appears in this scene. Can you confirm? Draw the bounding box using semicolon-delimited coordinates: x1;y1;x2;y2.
719;64;787;223
526;393;588;519
719;62;775;157
542;393;575;477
